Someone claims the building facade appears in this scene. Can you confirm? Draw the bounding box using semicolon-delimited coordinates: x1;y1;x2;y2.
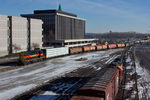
9;16;28;53
0;14;43;57
9;16;43;53
28;18;43;50
21;10;86;46
0;14;9;56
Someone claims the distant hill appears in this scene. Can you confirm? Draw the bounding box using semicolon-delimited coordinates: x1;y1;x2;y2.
86;32;149;40
85;32;149;43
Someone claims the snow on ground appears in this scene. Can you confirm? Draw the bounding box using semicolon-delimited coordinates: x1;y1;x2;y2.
0;84;36;100
124;55;135;90
104;55;120;64
124;52;137;100
135;58;150;99
125;81;135;90
0;49;123;100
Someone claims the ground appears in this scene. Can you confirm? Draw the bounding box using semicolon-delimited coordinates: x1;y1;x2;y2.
117;44;150;100
0;49;123;100
1;44;150;100
135;43;150;100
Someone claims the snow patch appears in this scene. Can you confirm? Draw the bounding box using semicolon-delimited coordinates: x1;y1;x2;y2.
104;55;120;64
126;65;132;70
43;91;58;95
125;81;135;90
135;57;150;99
0;84;36;100
126;56;132;63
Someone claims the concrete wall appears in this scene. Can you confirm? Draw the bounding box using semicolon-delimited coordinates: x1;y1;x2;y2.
10;16;28;53
0;14;9;57
29;18;43;50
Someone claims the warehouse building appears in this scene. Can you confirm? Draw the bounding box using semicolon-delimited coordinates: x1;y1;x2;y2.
0;14;9;56
0;14;43;57
21;10;86;47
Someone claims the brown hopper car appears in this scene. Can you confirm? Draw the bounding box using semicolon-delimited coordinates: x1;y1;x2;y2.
69;47;83;54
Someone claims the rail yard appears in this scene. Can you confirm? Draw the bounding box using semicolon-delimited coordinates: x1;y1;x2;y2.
1;2;150;100
0;48;123;100
0;42;150;100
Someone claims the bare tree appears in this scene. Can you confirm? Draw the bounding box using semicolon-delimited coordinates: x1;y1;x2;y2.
32;43;39;50
12;44;21;53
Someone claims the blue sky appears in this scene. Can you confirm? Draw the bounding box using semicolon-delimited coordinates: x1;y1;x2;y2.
0;0;150;33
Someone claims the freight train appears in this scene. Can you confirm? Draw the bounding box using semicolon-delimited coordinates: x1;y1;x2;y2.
19;43;126;99
71;57;124;100
19;43;127;65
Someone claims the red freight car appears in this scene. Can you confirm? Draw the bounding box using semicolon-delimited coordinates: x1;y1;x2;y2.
83;46;96;52
71;68;119;100
102;45;108;49
83;46;91;52
89;46;96;51
108;44;117;49
96;45;103;50
107;58;123;80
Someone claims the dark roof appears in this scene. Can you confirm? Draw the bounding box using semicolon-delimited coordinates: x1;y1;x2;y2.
34;10;77;17
82;68;118;89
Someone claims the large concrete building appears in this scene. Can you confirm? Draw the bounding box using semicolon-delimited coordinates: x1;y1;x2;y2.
0;14;43;57
9;16;28;53
9;16;43;53
28;18;43;50
0;15;9;56
21;10;86;46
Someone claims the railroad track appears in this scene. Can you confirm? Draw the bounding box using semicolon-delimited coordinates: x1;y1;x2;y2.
11;49;126;100
13;66;97;100
116;46;139;100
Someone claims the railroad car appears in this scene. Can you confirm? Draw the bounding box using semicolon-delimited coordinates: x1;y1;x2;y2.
19;43;128;65
71;68;119;100
82;46;91;52
106;58;123;81
89;46;96;51
108;44;117;49
102;45;108;49
19;49;45;65
117;43;126;48
96;45;103;50
69;47;83;54
43;47;69;58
